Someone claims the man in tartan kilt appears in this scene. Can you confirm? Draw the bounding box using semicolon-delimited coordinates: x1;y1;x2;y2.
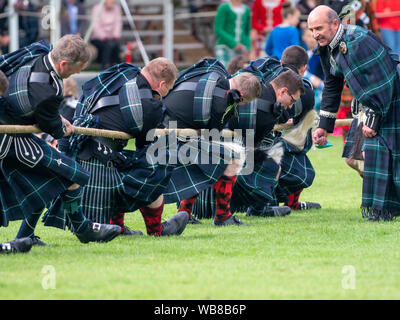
46;58;190;237
309;6;400;221
0;35;121;254
162;58;261;226
193;55;310;220
266;46;321;213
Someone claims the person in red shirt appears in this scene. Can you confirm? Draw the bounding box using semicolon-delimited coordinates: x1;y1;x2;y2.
375;0;400;56
250;0;285;59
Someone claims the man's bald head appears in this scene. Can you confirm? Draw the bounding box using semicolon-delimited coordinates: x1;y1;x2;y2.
308;5;339;25
307;5;341;47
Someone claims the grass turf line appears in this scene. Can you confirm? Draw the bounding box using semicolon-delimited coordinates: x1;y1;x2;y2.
0;136;399;299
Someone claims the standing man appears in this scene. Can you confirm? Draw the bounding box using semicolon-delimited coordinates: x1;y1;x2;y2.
0;35;121;254
309;5;400;221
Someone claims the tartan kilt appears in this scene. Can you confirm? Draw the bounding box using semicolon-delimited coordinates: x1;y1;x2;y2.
273;138;315;203
361;94;400;220
190;157;280;219
44;145;175;227
362;135;400;220
342;118;358;158
163;138;244;204
0;134;90;227
230;157;279;213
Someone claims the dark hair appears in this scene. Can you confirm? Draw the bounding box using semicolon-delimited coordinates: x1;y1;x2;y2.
282;2;299;19
271;69;305;95
281;45;308;70
0;70;8;94
227;54;250;75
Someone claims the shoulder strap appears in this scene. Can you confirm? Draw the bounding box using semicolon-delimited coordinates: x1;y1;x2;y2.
193;71;222;125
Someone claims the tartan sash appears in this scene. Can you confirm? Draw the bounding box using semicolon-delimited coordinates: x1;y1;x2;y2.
6;57;39;119
174;58;231;125
69;63;141;152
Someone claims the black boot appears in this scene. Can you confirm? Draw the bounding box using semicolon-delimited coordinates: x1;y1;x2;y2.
75;222;121;243
212;215;245;226
161;212;189;236
121;225;144;236
0;237;33;254
188;215;203;224
298;202;321;210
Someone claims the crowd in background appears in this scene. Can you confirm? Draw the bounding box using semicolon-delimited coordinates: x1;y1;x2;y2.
213;0;399;139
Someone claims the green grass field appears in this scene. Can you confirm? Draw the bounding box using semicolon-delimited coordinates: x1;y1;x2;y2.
1;136;399;300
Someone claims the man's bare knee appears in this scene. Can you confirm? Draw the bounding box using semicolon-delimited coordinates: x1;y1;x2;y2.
223;160;243;176
147;194;164;208
67;183;80;190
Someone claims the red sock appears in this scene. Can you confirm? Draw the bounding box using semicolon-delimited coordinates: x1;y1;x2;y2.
285;189;303;210
177;194;199;218
110;212;125;233
213;175;237;222
139;202;164;236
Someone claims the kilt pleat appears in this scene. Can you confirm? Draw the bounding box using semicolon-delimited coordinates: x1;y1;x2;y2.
44;145;174;227
0;134;90;227
192;187;216;219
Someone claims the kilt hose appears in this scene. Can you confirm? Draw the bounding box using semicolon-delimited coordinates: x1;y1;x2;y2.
44;145;175;228
0;134;90;227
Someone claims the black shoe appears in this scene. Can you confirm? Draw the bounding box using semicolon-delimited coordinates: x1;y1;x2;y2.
31;235;49;247
264;206;291;217
0;237;33;254
298;202;322;210
75;222;121;243
212;215;245;226
161;211;189;236
188;215;202;224
121;225;143;236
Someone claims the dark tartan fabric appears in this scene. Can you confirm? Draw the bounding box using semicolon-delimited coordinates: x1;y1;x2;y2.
44;143;175;228
172;58;231;126
163;137;244;204
191;156;279;219
0;134;90;227
273;131;315;204
0;40;51;77
320;25;400;219
342;117;358;158
68;63;141;152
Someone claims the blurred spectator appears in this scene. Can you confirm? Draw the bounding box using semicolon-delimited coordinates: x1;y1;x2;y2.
265;2;300;59
251;0;284;59
60;77;79;123
226;53;250;74
375;0;400;56
90;0;122;70
214;0;251;67
297;0;319;29
14;0;39;49
0;0;9;54
61;0;87;37
302;28;323;112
